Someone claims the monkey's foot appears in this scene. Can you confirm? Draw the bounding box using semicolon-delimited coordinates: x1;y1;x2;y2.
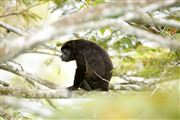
67;86;78;91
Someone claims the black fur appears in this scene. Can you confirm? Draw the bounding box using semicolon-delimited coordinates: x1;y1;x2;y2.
61;39;113;91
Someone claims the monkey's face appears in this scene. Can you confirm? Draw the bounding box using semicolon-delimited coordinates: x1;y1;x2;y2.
60;48;74;62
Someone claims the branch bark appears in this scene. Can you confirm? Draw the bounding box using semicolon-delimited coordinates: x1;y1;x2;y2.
0;63;58;89
0;21;25;36
0;86;69;99
0;80;9;87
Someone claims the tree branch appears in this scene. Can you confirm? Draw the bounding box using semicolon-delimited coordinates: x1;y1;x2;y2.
0;86;69;99
0;80;9;87
0;63;58;89
0;21;25;36
1;98;53;117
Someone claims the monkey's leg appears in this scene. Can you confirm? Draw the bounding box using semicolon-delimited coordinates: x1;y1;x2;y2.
67;65;86;91
80;80;92;91
100;81;109;91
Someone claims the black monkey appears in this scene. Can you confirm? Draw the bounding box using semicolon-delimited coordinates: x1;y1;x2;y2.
60;39;113;91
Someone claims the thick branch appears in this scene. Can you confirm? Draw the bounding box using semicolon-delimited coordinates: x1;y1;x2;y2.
54;0;177;28
1;98;53;117
0;86;69;99
0;25;55;63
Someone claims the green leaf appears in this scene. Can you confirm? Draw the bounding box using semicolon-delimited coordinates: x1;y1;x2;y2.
99;27;106;35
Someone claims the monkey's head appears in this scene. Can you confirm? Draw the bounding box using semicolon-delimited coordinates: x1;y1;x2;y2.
60;41;75;62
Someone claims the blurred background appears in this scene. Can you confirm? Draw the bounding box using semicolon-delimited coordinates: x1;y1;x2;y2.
0;0;179;119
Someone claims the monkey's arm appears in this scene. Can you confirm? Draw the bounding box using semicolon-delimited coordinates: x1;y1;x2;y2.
67;65;86;90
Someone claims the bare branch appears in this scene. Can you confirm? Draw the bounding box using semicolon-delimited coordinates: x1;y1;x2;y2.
0;21;26;36
0;80;9;87
0;63;58;89
25;51;60;57
0;86;69;99
0;25;55;63
110;83;151;91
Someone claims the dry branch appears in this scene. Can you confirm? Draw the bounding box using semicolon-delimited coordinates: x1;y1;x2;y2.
0;86;69;99
0;21;25;36
0;25;55;63
26;51;60;57
0;63;58;89
0;80;9;87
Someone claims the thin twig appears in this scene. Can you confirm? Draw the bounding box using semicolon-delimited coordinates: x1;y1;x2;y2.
0;21;25;36
41;44;61;53
25;51;60;57
0;2;46;18
94;71;110;83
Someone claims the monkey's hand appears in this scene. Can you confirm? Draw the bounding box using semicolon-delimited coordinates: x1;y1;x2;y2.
67;86;78;91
